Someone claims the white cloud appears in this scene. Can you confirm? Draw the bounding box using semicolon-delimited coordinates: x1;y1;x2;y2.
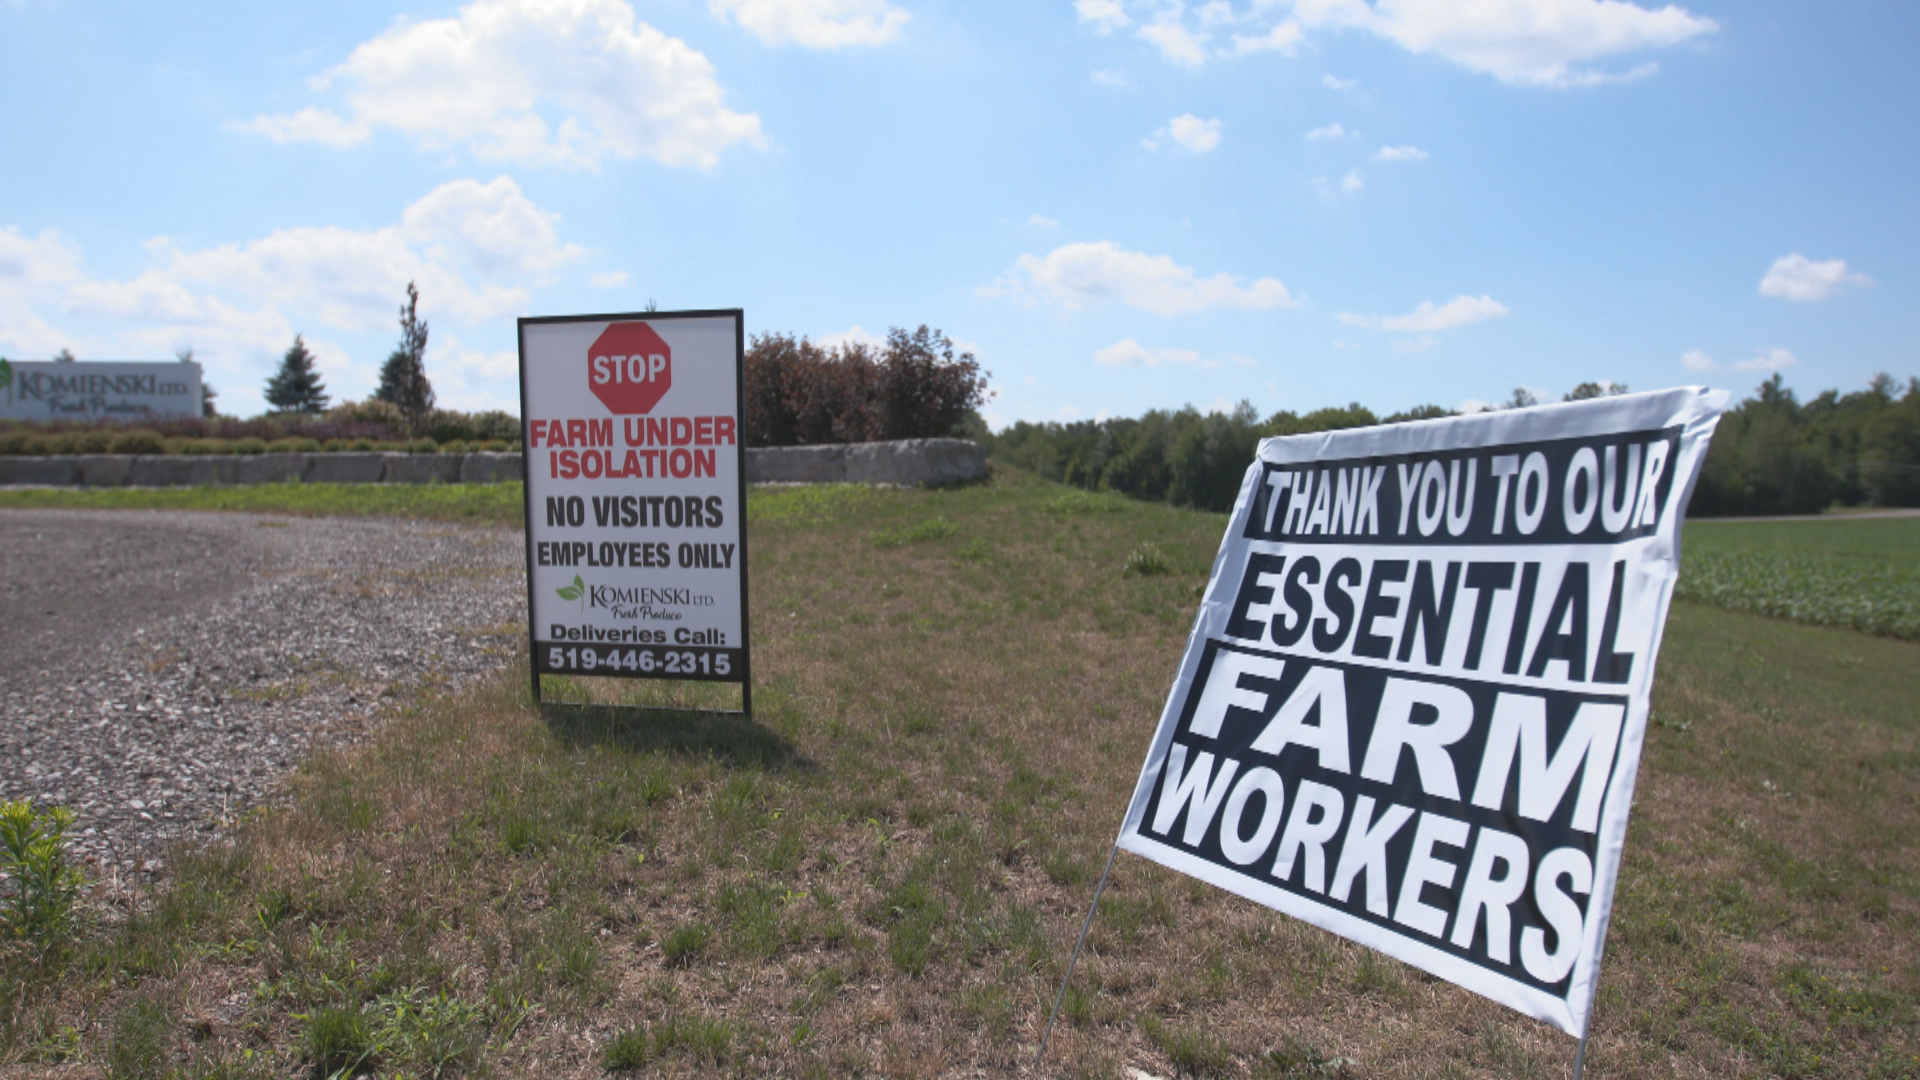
984;241;1296;315
1028;214;1061;229
1081;0;1715;87
709;0;908;48
1341;168;1364;192
1679;347;1798;373
430;334;523;412
1076;0;1133;33
1;178;588;413
1339;294;1509;332
1229;20;1304;54
1323;73;1357;90
229;0;763;170
1094;338;1205;367
1758;253;1872;302
1392;335;1435;352
1306;122;1349;139
1139;17;1210;66
1148;114;1224;153
1091;68;1132;87
228;106;370;148
1313;0;1715;88
1457;398;1495;413
590;270;631;287
818;324;886;351
1372;144;1428;161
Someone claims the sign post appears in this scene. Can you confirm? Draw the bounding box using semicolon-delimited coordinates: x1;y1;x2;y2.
518;309;751;712
1084;389;1724;1053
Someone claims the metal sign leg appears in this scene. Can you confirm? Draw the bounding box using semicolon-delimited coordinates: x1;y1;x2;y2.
1035;842;1119;1070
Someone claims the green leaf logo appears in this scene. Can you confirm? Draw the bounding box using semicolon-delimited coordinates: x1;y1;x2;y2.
0;357;12;406
556;574;585;608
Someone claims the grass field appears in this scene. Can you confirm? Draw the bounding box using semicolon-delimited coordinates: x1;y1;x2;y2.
2;476;1917;1078
1679;516;1920;639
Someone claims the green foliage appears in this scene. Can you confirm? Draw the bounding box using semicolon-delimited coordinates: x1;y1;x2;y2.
265;334;330;415
661;922;712;967
743;325;988;446
986;399;1448;513
1121;541;1173;577
374;281;435;435
105;996;171;1080
1678;517;1920;638
1696;372;1920;514
304;1005;374;1079
0;799;85;953
1139;1014;1233;1077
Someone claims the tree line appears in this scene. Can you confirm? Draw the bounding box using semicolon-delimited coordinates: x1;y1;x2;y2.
983;376;1920;517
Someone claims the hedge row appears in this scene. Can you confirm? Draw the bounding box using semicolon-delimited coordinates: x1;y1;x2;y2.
744;325;987;447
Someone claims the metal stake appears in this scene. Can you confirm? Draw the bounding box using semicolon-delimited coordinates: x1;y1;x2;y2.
1035;842;1120;1071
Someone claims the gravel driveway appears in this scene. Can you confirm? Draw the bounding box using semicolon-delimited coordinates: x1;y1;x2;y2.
0;509;527;881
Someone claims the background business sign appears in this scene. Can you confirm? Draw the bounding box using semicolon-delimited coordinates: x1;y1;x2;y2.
0;360;202;421
518;310;749;689
1116;388;1725;1036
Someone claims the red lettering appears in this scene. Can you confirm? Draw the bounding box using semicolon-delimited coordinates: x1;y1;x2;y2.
695;449;715;477
558;449;580;479
589;418;612;447
715;416;736;445
671;417;693;446
695;416;714;445
648;417;668;446
623;450;642;475
669;448;693;478
566;419;587;447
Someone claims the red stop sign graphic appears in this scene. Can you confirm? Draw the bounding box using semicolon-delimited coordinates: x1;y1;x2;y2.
587;322;672;414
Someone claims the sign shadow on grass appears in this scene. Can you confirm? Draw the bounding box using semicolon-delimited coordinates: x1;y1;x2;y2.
537;702;811;772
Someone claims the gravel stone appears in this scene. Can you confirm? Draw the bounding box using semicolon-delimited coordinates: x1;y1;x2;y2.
0;509;527;882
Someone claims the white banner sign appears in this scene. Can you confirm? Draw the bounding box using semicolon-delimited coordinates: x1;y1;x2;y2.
518;310;750;689
1116;389;1725;1036
0;360;202;421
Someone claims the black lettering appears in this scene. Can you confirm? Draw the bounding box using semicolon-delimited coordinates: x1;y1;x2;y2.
1594;560;1635;684
1227;553;1288;643
1276;556;1319;647
1314;558;1362;653
705;495;725;528
1502;563;1541;676
1527;563;1591;681
1397;561;1462;665
1462;562;1516;671
1353;560;1409;660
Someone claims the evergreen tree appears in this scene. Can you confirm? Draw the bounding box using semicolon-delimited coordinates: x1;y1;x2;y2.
264;335;329;414
374;281;434;434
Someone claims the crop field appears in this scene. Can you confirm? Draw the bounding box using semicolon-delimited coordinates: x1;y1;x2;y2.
1678;516;1920;640
1;476;1917;1079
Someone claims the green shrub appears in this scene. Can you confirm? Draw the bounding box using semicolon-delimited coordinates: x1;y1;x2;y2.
267;437;321;453
106;429;165;455
1122;542;1173;577
304;1005;374;1078
72;429;115;453
437;439;469;455
0;798;85;953
405;438;437;454
232;438;268;455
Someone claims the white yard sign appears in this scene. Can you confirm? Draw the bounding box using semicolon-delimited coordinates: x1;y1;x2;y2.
1115;389;1725;1037
518;310;750;699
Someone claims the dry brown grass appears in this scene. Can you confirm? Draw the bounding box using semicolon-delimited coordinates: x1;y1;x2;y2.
3;473;1915;1079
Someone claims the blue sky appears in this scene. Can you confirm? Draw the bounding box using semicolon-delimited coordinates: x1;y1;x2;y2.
2;0;1913;424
